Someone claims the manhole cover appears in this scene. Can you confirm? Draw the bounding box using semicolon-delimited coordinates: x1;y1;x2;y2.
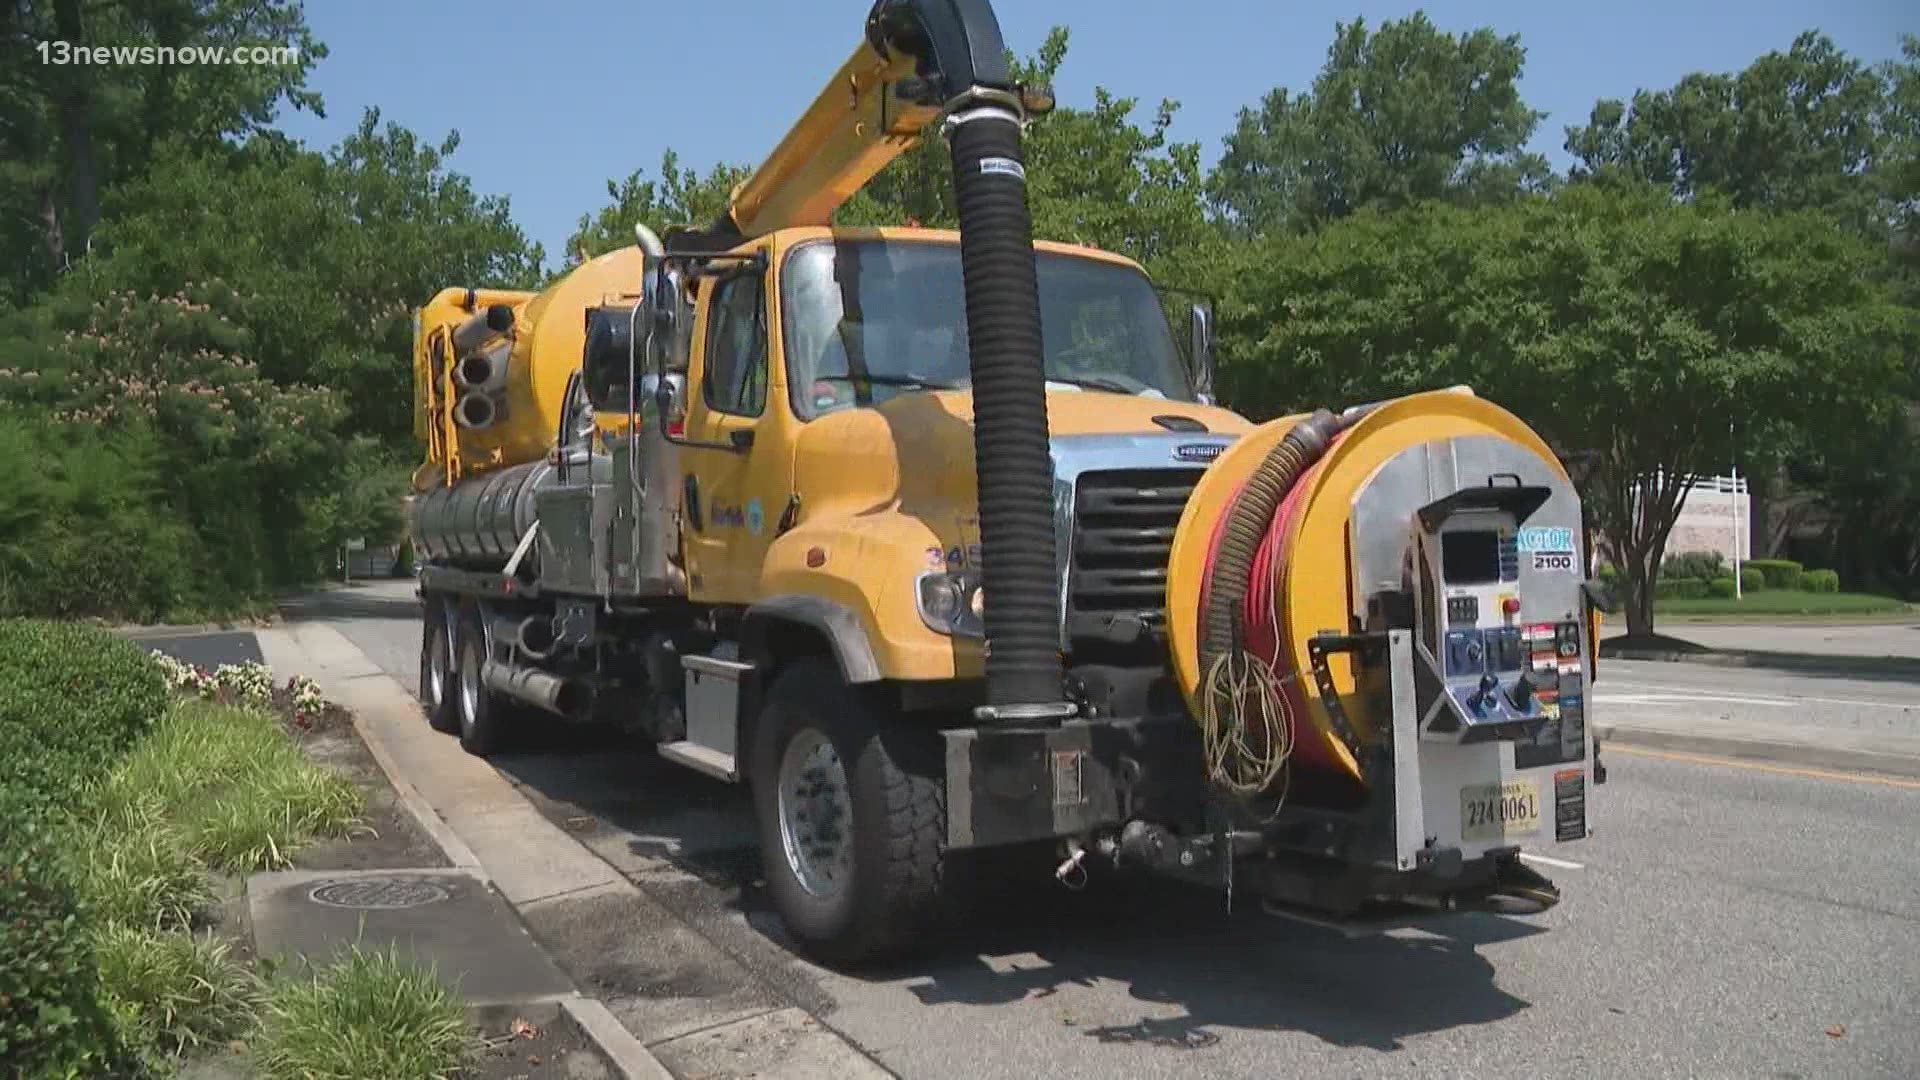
309;877;451;910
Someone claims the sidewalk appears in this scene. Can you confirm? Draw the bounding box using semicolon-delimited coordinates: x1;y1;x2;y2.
1601;619;1920;679
258;621;888;1080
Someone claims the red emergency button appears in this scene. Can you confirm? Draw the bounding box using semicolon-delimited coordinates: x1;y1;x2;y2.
1502;597;1521;617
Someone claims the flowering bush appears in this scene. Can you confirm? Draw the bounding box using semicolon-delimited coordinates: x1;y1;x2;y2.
150;653;332;727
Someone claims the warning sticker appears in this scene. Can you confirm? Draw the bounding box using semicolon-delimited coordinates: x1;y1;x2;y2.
1554;769;1586;842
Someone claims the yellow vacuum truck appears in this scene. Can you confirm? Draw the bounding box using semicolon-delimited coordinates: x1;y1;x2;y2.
407;0;1608;965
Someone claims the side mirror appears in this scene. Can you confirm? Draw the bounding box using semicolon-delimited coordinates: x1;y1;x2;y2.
1188;302;1216;405
581;304;638;412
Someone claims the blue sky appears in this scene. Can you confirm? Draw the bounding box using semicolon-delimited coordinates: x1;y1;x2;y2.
275;1;1914;265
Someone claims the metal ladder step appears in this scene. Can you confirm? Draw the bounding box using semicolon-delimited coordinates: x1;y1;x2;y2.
658;740;738;782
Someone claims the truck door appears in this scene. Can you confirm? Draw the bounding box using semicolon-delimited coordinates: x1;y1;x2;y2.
682;260;792;602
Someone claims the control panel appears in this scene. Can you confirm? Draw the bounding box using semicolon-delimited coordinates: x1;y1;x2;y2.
1404;477;1576;746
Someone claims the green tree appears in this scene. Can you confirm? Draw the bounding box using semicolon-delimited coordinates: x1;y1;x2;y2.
566;151;750;262
74;111;542;443
1221;185;1911;637
0;0;324;304
0;283;352;614
1209;11;1551;235
1564;31;1901;236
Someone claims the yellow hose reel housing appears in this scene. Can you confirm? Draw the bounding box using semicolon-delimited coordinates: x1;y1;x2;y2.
1165;388;1592;787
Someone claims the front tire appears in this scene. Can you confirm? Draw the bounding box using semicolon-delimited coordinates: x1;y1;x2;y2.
453;606;510;757
420;597;460;734
750;659;951;968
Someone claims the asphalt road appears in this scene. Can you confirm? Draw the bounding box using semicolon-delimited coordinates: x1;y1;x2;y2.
291;584;1920;1078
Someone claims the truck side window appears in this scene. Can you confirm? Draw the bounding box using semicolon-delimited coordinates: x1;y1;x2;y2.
702;273;768;418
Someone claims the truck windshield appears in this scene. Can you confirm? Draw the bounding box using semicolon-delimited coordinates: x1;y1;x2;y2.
781;238;1193;418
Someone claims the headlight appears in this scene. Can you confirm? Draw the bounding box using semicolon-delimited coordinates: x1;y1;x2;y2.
915;570;984;637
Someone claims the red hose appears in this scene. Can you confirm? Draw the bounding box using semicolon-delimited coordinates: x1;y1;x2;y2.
1196;433;1350;777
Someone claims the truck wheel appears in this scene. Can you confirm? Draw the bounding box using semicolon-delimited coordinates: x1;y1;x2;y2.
750;659;950;967
453;607;509;757
420;598;459;734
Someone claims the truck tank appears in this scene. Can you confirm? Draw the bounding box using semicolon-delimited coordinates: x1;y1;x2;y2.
411;246;647;488
408;246;648;566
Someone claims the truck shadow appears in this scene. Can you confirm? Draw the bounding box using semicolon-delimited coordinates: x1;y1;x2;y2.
889;888;1540;1053
491;728;1544;1055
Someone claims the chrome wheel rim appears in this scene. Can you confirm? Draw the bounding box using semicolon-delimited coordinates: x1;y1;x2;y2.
458;641;481;731
776;729;853;899
427;625;450;710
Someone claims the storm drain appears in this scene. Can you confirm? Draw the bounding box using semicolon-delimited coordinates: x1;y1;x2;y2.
308;876;452;910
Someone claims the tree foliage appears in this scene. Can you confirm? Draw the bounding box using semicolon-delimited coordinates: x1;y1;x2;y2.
1210;12;1552;234
1222;185;1912;635
79;111;542;443
1563;30;1916;242
566;150;749;263
0;0;325;304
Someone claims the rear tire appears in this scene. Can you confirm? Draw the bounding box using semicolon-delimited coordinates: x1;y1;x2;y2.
420;597;460;734
454;606;510;757
750;659;952;968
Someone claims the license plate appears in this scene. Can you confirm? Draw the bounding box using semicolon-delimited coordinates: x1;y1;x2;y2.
1460;780;1541;842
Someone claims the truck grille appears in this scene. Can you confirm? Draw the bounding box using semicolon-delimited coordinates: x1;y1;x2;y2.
1067;469;1201;639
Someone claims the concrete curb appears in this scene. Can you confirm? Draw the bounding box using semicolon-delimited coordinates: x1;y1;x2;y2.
260;625;680;1079
1600;645;1920;681
1598;724;1920;780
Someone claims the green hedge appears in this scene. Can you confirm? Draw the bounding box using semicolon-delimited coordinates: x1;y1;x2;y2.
0;620;168;1075
1707;576;1738;599
1654;578;1712;600
1740;566;1765;593
1745;558;1805;591
0;621;168;815
1804;569;1840;593
1661;550;1727;582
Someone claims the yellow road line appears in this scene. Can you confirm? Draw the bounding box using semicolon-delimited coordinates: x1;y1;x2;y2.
1608;744;1920;790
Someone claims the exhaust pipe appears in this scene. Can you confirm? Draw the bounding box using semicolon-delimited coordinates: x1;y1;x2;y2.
452;302;515;354
453;344;508;393
481;660;589;718
454;392;497;429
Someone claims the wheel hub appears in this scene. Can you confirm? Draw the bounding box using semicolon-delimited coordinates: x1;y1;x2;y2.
427;628;450;710
776;730;852;899
458;642;481;730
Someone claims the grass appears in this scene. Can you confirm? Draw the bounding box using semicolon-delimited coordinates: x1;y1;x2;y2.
104;697;365;872
93;924;260;1063
66;695;371;1070
1652;590;1913;618
66;810;211;932
255;943;472;1080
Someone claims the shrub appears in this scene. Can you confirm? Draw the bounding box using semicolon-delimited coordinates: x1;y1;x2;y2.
1661;550;1727;581
1740;566;1765;593
1804;569;1841;593
1708;576;1738;599
1745;558;1805;591
1655;578;1712;600
0;794;130;1078
1596;561;1619;584
94;924;259;1065
256;944;470;1080
0;620;169;814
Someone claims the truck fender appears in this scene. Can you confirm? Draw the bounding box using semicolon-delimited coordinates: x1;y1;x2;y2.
739;595;883;685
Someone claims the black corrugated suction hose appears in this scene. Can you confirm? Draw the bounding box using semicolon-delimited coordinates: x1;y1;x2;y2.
947;106;1063;710
1198;409;1342;678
